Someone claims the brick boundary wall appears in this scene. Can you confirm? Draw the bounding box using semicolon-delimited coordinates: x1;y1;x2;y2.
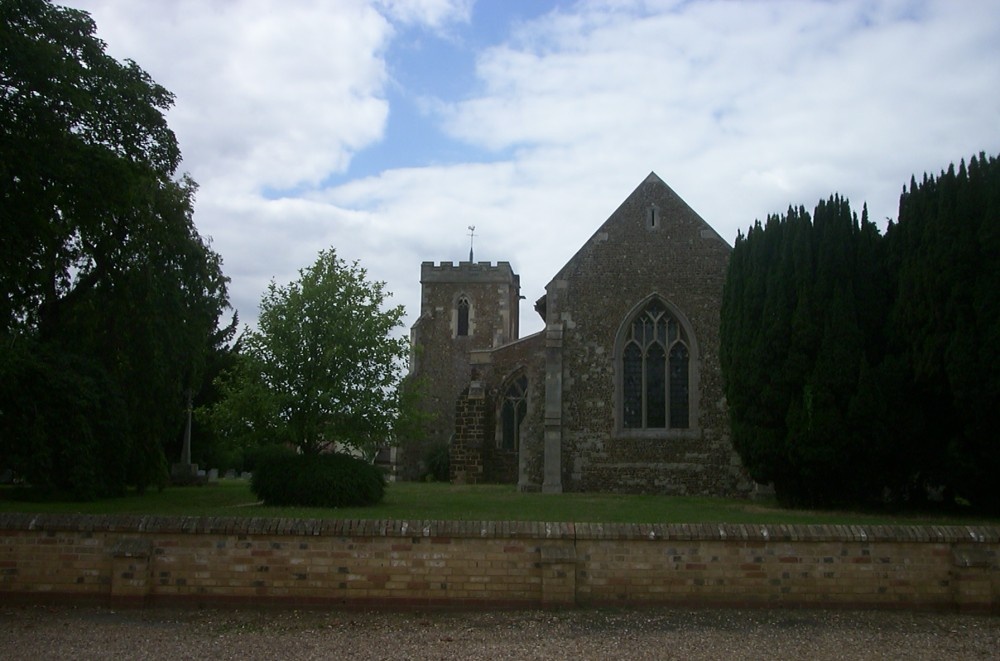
1;514;997;612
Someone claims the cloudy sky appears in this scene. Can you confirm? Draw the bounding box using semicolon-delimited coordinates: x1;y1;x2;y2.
63;0;1000;338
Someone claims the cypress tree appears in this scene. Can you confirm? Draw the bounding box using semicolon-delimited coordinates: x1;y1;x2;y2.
723;196;893;506
723;151;999;510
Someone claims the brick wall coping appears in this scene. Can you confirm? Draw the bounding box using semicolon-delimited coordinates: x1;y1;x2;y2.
2;513;997;544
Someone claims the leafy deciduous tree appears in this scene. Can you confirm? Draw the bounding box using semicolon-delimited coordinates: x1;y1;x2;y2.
212;250;409;459
0;0;229;496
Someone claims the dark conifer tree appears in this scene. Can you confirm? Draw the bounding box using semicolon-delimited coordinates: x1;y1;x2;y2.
723;196;892;506
885;153;1000;512
724;151;999;511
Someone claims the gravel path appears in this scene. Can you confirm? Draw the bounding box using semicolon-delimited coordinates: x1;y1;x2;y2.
1;605;996;660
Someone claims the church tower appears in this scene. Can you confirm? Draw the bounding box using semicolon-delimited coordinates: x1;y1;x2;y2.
397;261;521;480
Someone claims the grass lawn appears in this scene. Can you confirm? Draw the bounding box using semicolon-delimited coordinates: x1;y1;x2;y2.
1;480;995;526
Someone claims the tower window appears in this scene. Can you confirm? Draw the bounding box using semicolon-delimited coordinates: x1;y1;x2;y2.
457;297;470;336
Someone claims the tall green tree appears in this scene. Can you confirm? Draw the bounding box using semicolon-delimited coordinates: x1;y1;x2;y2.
885;153;1000;512
723;151;1000;512
722;196;891;506
212;250;409;459
177;312;242;471
1;0;181;333
0;0;229;496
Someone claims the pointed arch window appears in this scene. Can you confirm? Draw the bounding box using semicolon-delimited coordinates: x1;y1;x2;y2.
621;299;690;429
456;296;470;336
500;374;528;450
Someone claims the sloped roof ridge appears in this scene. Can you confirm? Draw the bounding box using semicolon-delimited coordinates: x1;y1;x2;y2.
546;172;701;286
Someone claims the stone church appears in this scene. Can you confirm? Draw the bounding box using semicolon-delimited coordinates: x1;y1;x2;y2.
397;173;751;496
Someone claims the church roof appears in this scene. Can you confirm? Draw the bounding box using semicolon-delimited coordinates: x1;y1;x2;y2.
546;172;728;288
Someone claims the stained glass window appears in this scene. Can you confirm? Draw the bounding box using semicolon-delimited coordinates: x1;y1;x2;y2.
646;343;666;428
621;300;690;430
500;375;528;450
623;344;643;428
669;343;689;428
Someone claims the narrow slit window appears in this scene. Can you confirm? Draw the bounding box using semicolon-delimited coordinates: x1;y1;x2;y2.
648;205;659;229
457;297;470;336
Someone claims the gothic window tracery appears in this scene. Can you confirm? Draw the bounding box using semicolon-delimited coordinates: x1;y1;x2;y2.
500;374;527;450
621;299;690;429
456;296;470;336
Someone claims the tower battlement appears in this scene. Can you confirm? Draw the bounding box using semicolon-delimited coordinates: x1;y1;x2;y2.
420;261;519;285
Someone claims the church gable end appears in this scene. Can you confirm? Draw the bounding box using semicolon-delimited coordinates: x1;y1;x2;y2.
538;173;747;496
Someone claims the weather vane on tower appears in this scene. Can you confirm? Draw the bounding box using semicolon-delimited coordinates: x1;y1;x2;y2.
468;225;476;262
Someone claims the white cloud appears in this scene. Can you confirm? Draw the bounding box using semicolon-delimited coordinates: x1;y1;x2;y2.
376;0;472;28
433;0;1000;229
383;0;999;332
73;2;390;188
67;0;412;323
56;0;1000;339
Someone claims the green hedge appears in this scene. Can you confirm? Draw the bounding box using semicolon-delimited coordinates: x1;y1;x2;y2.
250;448;386;507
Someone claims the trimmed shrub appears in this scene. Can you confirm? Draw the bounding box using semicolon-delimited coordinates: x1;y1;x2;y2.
251;449;386;507
243;443;291;474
